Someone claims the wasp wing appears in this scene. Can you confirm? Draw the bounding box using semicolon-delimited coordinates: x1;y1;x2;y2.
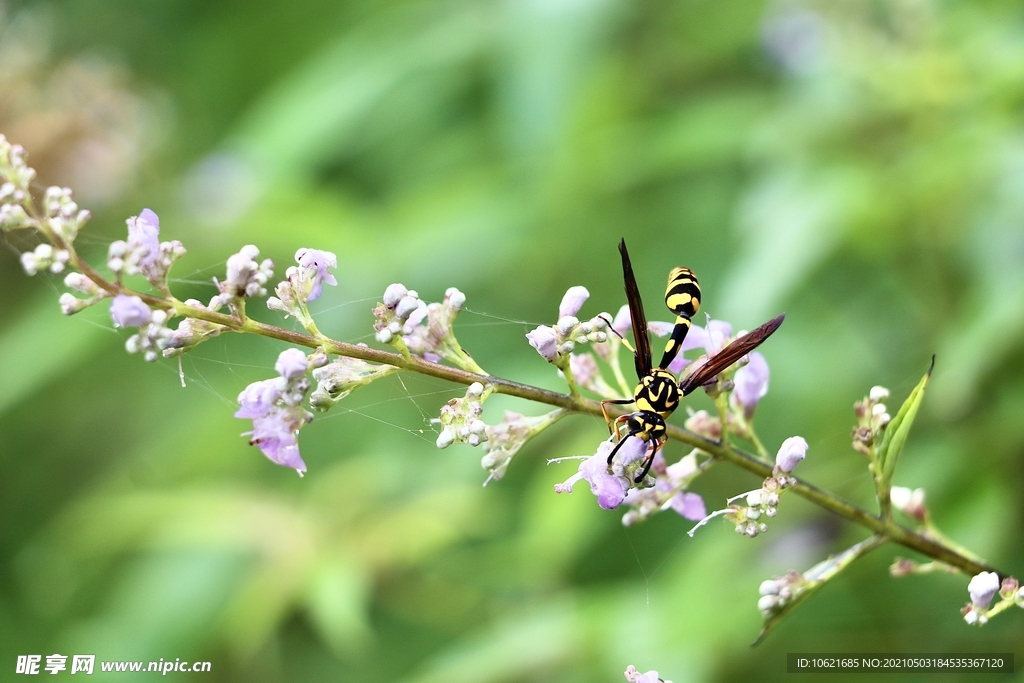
619;238;652;379
679;313;785;395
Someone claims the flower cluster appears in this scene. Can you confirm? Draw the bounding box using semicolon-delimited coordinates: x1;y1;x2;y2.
59;272;108;315
107;209;186;288
267;248;338;319
373;284;478;370
959;572;1024;626
309;353;398;410
554;438;653;510
620;451;707;526
481;409;563;483
757;570;806;618
852;385;891;456
109;294;173;362
526;286;610;363
0;135;36;231
235;348;313;475
689;436;807;538
162;297;229;357
435;382;489;449
373;283;428;345
214;244;274;305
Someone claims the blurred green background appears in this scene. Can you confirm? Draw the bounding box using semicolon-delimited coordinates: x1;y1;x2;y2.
2;0;1023;680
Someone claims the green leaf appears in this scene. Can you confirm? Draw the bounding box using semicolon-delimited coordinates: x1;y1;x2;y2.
877;357;934;488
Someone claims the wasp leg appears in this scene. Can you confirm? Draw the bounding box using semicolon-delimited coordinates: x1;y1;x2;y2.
601;398;634;434
606;429;643;466
632;437;665;483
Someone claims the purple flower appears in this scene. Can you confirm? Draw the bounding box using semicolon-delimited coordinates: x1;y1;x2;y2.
555;438;648;510
558;286;590;318
669;492;706;521
250;411;307;474
775;436;808;473
295;248;337;301
235;379;282;419
732;351;769;417
126;208;160;271
526;325;558;361
275;348;308;380
110;294;152;328
968;571;1000;610
579;447;630;509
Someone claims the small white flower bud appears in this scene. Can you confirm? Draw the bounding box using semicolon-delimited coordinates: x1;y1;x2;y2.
557;341;575;355
758;594;779;614
745;523;759;537
59;293;88;315
108;240;128;258
436;428;455;449
759;523;768;533
20;252;38;276
871;403;887;416
467;434;481;446
589;332;607;343
766;492;779;506
470;419;486;435
467;382;484;398
747;508;761;520
376;329;393;344
407;289;418;299
746;491;764;507
388;321;402;334
765;506;777;517
383;283;408;308
869;385;890;400
396;295;421;320
558;285;590;318
964;610;979;625
759;579;779;596
775;436;808;473
445;287;466;310
968;571;1000;610
557;316;579;335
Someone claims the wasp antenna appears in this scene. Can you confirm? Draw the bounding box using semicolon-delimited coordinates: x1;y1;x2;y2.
928;354;936;376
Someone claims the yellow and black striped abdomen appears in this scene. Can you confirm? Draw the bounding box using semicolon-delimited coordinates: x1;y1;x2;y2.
658;267;701;370
665;267;701;318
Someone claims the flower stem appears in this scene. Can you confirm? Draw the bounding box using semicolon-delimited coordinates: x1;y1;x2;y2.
45;248;1003;580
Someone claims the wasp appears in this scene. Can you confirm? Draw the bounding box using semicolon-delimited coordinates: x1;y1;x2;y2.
601;239;785;483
